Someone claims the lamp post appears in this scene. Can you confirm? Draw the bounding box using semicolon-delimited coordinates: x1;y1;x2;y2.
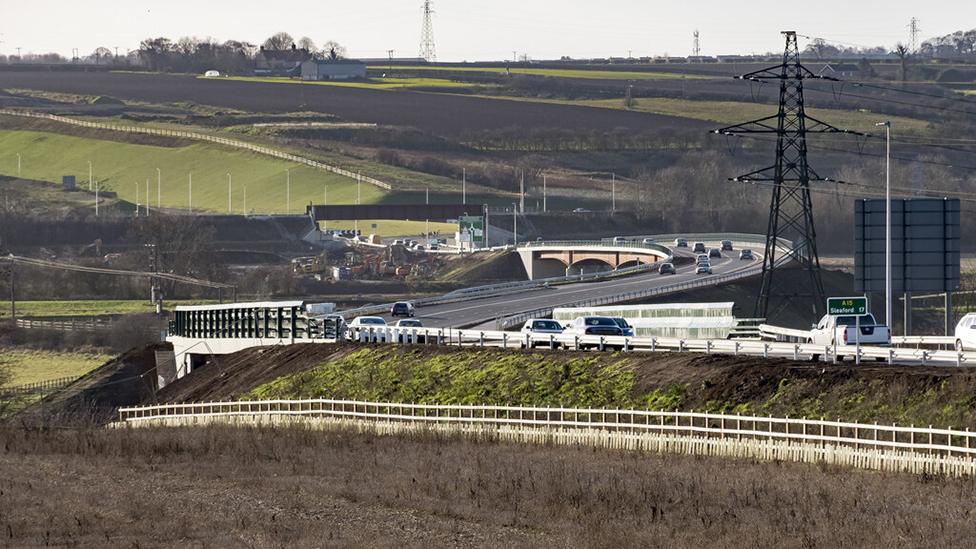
543;173;547;213
462;167;466;205
88;160;92;191
876;121;892;332
611;172;616;213
512;202;518;246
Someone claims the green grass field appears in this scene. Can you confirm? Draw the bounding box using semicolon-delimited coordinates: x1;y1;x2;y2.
322;219;458;237
0;130;386;213
375;65;711;81
489;96;931;134
208;76;479;91
0;349;112;387
0;300;214;320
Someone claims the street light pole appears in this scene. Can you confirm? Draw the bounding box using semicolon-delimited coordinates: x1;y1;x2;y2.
462;167;466;205
88;160;92;191
543;173;547;213
512;202;518;246
876;121;892;332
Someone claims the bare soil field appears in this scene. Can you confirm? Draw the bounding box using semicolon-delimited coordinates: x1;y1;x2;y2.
0;71;711;135
0;424;973;548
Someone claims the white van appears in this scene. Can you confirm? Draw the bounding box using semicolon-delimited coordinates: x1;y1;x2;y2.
954;313;976;351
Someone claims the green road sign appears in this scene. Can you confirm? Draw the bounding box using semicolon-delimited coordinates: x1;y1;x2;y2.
458;215;484;238
826;296;867;316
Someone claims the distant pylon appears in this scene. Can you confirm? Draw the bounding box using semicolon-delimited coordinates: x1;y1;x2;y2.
693;30;701;59
420;0;436;62
908;17;922;54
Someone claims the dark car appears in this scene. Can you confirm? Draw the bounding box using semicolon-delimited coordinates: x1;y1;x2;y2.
391;301;415;317
693;242;707;254
721;240;733;251
659;262;676;275
709;248;722;258
739;249;754;260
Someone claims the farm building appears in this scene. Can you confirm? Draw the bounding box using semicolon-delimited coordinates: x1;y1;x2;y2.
301;58;367;81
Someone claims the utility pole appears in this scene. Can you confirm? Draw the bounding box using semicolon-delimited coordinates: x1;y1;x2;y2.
387;49;394;71
693;30;701;59
877;121;892;332
512;203;518;246
519;170;525;212
714;31;863;319
420;0;436;62
543;173;547;213
611;172;616;212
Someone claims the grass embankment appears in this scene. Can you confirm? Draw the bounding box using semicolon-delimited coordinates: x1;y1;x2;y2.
379;65;712;81
0;300;213;321
0;129;385;213
0;349;110;386
245;346;976;429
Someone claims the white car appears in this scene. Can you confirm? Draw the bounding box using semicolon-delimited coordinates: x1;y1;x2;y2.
954;313;976;351
563;316;625;350
519;319;565;348
395;318;423;328
346;316;388;341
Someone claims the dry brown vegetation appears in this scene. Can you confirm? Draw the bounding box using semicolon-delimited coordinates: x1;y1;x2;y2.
0;424;974;548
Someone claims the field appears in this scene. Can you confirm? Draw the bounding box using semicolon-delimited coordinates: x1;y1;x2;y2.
213;75;482;91
566;97;933;134
323;219;459;237
379;65;713;81
0;71;709;134
0;349;111;386
0;129;386;213
0;299;213;320
0;424;973;547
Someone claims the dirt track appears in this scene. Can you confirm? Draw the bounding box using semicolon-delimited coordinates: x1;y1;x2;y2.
0;70;711;135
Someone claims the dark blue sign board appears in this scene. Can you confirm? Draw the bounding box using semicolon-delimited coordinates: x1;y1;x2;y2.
854;198;960;293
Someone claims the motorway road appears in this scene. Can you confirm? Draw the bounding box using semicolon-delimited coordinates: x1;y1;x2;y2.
383;247;762;329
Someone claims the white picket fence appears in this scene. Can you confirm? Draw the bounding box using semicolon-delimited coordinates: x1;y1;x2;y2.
0;109;392;190
117;399;976;477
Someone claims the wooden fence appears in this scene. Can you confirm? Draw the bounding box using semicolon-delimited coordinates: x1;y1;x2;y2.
118;399;976;477
0;376;78;398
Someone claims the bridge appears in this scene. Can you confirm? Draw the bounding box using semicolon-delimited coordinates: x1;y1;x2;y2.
517;240;672;279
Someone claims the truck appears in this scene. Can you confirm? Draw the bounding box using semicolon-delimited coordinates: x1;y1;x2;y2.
809;313;890;361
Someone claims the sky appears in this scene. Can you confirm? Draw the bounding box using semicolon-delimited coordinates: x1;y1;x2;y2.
1;1;973;61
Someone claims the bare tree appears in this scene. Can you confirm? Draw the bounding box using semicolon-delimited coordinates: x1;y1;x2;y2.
894;43;910;81
321;40;347;58
91;47;113;64
297;37;317;52
263;32;294;51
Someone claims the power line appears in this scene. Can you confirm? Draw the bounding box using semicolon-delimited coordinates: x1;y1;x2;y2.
1;255;234;289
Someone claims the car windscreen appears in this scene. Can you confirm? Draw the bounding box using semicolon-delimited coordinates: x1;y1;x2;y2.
362;318;386;325
611;318;631;328
584;317;616;326
532;321;562;330
836;315;876;326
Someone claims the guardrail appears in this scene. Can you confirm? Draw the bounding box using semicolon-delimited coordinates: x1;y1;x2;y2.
15;318;111;333
117;398;976;477
0;109;392;190
892;336;957;347
333;323;976;367
497;260;762;330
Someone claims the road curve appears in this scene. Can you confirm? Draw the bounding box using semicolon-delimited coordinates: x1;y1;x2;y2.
388;246;761;329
